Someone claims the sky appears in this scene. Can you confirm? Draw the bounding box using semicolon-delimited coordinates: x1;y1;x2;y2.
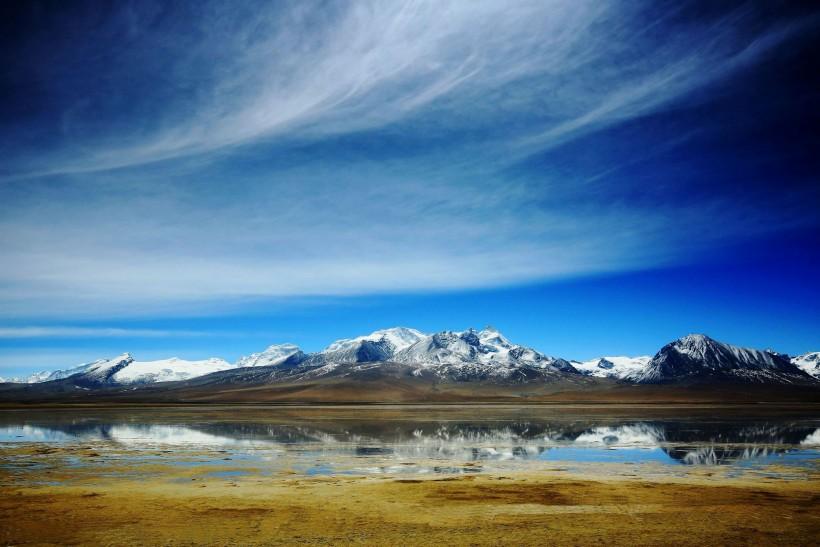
0;1;818;376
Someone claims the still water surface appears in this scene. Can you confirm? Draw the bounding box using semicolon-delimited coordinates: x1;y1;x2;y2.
1;406;818;478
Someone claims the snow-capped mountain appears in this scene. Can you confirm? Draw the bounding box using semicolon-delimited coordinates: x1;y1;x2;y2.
235;343;306;368
313;327;425;364
572;356;651;379
0;370;54;384
5;353;232;386
62;353;136;386
1;357;132;385
392;326;577;380
632;334;812;384
110;357;233;384
21;371;56;383
177;326;580;387
792;352;820;379
2;329;817;390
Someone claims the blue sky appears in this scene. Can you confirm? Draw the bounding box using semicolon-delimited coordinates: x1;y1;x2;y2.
0;1;818;375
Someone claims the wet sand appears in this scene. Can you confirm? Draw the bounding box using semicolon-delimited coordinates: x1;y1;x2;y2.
1;444;819;545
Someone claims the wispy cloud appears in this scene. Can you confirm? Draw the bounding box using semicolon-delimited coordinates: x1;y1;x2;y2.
4;1;810;177
0;1;817;318
0;163;810;317
0;327;208;338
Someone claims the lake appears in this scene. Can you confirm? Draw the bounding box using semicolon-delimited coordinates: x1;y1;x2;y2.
2;405;818;481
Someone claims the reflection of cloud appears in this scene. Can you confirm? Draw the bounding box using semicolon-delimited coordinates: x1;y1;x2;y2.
571;425;663;447
0;425;76;443
106;425;264;447
5;420;817;467
800;429;820;446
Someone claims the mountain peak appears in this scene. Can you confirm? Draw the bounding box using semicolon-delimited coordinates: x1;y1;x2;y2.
792;352;820;379
675;333;715;346
236;343;304;368
263;343;300;352
666;334;724;360
4;329;818;389
111;356;233;384
391;325;572;379
573;355;651;379
637;334;809;384
76;353;136;385
323;327;425;354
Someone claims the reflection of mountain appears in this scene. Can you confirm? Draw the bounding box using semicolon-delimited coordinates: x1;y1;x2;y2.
664;446;781;465
2;416;817;466
655;422;819;465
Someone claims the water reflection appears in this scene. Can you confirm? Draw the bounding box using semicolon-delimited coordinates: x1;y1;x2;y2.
1;412;818;467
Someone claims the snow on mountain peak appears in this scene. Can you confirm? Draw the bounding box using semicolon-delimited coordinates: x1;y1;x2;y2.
0;370;55;384
84;353;135;378
112;357;233;384
793;352;820;379
572;356;652;379
7;352;233;386
672;333;717;354
477;326;512;348
4;328;817;388
235;343;304;368
393;326;572;376
634;334;808;384
323;327;425;355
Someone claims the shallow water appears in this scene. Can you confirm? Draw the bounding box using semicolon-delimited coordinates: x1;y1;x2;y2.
1;406;818;480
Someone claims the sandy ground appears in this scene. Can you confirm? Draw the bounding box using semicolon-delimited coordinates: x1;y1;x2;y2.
1;444;819;546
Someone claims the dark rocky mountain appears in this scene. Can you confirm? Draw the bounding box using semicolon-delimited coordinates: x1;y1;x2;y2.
632;334;813;385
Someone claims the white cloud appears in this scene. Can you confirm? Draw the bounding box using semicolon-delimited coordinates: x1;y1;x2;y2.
0;163;808;318
0;327;207;338
0;1;815;318
6;1;807;177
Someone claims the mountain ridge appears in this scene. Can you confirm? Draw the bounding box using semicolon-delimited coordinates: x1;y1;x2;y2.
1;329;816;391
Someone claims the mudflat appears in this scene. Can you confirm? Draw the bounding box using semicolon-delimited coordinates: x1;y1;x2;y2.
1;457;818;545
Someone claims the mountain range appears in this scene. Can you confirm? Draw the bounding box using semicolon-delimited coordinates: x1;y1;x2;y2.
0;328;817;403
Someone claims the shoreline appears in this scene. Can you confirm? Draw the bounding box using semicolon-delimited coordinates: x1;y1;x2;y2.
2;458;818;545
2;406;818;544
